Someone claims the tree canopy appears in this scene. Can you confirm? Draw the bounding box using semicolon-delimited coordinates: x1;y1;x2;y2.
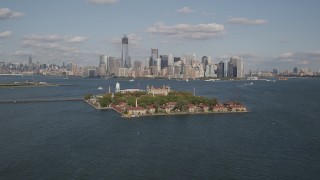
93;91;218;109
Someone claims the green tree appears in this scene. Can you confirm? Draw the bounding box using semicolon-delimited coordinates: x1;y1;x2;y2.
175;99;188;111
127;97;136;107
84;94;93;100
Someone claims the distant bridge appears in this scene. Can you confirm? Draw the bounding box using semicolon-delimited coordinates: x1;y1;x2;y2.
0;98;83;104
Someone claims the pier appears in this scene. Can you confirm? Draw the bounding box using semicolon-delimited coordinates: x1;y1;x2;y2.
0;98;83;104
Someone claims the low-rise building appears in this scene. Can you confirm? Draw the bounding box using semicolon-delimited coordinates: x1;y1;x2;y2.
199;103;209;112
159;105;173;114
146;105;156;114
213;104;228;112
186;104;197;113
147;85;171;96
166;102;177;108
230;105;247;112
126;106;147;115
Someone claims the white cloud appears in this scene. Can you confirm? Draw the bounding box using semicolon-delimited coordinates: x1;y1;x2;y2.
146;22;225;40
66;36;87;43
20;34;89;62
278;51;320;60
22;34;87;44
227;17;267;25
22;34;62;43
300;60;309;65
177;7;193;14
276;51;320;70
87;0;118;4
0;8;25;20
13;50;31;56
0;30;12;38
201;11;214;17
278;52;294;59
216;52;260;61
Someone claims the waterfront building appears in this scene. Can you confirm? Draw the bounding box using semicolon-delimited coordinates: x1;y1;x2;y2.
28;55;33;71
69;62;78;76
182;53;194;65
147;85;171;96
28;55;33;65
98;55;107;77
224;60;228;77
272;68;278;75
228;56;244;78
212;104;228;112
166;65;175;77
156;58;161;72
149;49;158;75
182;64;192;80
160;55;168;69
118;67;132;77
133;60;142;77
126;107;147;116
202;56;209;74
168;54;174;67
145;58;150;69
205;64;217;77
217;61;225;78
107;56;120;76
87;69;97;78
122;35;131;68
174;57;181;63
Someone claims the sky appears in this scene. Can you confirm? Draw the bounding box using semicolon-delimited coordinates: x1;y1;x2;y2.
1;0;320;72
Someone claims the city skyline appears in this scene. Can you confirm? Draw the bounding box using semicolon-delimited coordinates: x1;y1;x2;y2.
1;0;320;72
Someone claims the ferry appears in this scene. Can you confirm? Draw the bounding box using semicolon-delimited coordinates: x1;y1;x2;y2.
246;76;258;81
278;77;288;80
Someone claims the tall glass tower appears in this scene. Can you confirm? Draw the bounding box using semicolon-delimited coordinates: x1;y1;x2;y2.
28;55;32;65
122;35;131;68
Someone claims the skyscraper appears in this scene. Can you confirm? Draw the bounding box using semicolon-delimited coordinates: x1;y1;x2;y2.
160;55;168;69
228;56;244;78
122;35;131;68
150;48;158;75
168;54;174;67
108;56;120;76
98;55;107;77
28;55;33;71
217;61;225;78
28;55;32;65
150;48;158;67
202;56;209;73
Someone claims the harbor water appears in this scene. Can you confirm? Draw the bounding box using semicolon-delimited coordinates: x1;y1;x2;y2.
0;76;320;179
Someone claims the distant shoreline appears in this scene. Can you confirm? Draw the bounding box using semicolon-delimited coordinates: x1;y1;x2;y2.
0;82;75;88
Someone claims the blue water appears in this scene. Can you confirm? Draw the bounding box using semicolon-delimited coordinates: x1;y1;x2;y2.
0;76;320;179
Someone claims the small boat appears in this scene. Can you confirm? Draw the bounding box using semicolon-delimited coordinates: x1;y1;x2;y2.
98;86;103;90
245;82;253;86
129;79;134;82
